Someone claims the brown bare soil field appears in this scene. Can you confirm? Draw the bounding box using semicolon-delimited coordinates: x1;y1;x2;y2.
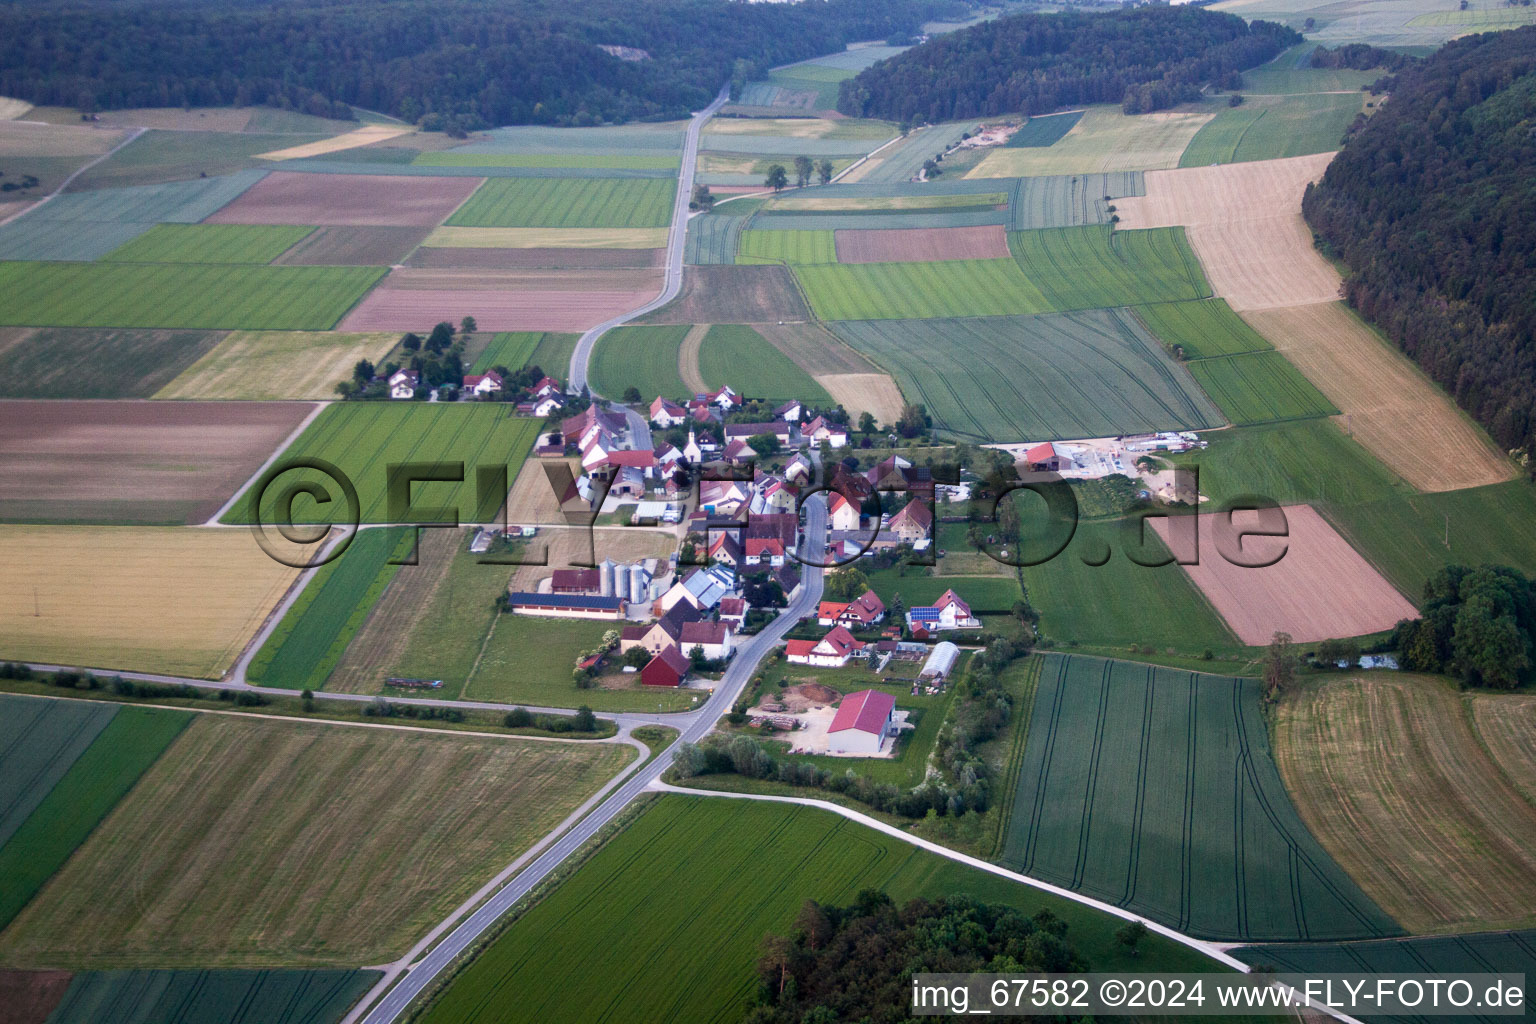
270;225;430;266
1150;504;1416;645
338;281;660;332
833;225;1010;264
1469;694;1536;808
0;970;72;1024
678;323;710;395
405;246;665;269
816;373;906;426
205;172;481;227
372;267;661;292
0;120;125;157
0;525;309;678
254;124;414;160
640;265;810;324
0;715;633;967
0;400;315;525
753;320;879;374
1243;303;1515;492
326;528;463;694
95;107;253;131
1276;674;1536;933
1115;153;1339;310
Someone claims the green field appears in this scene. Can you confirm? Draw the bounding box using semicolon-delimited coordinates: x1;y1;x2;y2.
445;177;675;228
102;224;316;264
1008;225;1211;310
43;969;378;1024
735;228;835;265
1187;350;1338;425
414;152;680;170
417;796;1224;1024
470;331;540;373
1237;928;1536;984
829;310;1223;442
697;324;833;404
69;131;314;190
0;327;223;398
1181;94;1363;166
1132;298;1273;359
683;206;750;265
1410;4;1536;26
1008;110;1084;147
246;527;413;690
1018;519;1242;655
223;402;541;525
0;705;189;929
1240;52;1384;96
1006;654;1400;941
1171;418;1407;510
588;324;690;400
1008;171;1143;229
0;263;385;331
0;696;118;848
795;258;1049;320
527;332;580;378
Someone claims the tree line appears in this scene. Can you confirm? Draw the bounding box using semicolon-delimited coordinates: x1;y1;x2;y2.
0;0;959;128
1392;565;1535;690
1301;27;1536;458
836;6;1299;122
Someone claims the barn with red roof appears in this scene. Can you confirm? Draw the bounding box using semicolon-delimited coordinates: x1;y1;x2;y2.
828;689;896;755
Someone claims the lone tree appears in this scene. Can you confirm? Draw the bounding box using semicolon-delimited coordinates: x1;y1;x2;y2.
824;565;870;602
764;163;789;191
746;433;779;459
689;182;715;211
816;158;835;185
793;155;813;188
622;385;642;403
1263;631;1296;700
460;315;477;335
1115;920;1148;956
858;411;877;434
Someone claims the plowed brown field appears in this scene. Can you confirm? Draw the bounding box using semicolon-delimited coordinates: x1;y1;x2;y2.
337;267;663;332
640;265;809;324
1150;503;1416;645
205;172;481;227
270;225;430;266
1243;303;1514;492
833;225;1010;263
405;247;664;269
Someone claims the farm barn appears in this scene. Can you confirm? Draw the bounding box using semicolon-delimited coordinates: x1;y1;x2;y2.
827;689;896;755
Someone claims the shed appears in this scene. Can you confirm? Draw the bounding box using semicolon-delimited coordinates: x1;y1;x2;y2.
827;689;895;755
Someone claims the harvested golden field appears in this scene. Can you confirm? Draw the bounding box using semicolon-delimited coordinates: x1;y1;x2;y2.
254;124;414;160
1115;152;1339;310
1469;694;1536;807
0;97;34;120
677;323;710;395
1149;504;1416;645
0;714;634;967
753;320;880;374
0;526;308;678
965;107;1212;178
1243;302;1515;492
423;226;667;249
155;331;398;400
1276;674;1536;934
816;372;905;426
0;120;125;157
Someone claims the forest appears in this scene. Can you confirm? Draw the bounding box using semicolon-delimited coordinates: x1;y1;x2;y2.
1302;27;1536;457
835;6;1299;122
746;893;1087;1022
0;0;958;127
1392;565;1535;691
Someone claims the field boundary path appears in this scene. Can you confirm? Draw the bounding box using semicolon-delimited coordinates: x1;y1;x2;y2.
202;400;331;526
346;490;826;1024
0;126;146;227
569;84;729;395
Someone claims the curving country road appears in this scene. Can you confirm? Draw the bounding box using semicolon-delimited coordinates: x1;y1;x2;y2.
348;492;827;1024
568;85;729;396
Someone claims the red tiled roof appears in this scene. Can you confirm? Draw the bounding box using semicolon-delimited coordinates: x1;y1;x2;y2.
745;537;783;556
818;600;849;619
607;449;655;468
820;625;863;657
829;689;895;735
1026;442;1056;463
719;597;746;616
785;639;818;658
680;620;728;645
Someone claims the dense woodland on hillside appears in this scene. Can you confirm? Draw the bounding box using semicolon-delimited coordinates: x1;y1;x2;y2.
836;6;1299;122
1303;27;1536;457
0;0;959;127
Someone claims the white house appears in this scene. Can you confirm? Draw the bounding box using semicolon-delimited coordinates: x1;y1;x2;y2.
774;400;803;422
828;492;861;532
463;370;504;397
650;396;688;428
679;620;733;661
784;625;865;668
682;429;703;464
388;369;420;400
906;589;982;632
802;415;848;449
827;689;896;755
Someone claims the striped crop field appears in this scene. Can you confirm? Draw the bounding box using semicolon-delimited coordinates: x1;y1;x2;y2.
0;263;385;331
222;403;541;525
417;796;1224;1024
1008;225;1210;310
1004;654;1401;942
588;324;690;400
1007;111;1084;147
765;192;1008;212
1187;350;1338;425
696;324;833;404
0;696;119;852
794;258;1049;320
829;310;1222;442
735;229;835;265
101;224;316;264
42;969;378;1024
1132;298;1273;359
446;177;675;229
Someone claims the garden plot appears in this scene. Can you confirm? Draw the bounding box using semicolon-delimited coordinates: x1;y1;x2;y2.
1149;504;1417;644
1005;654;1400;941
0;399;316;525
205;171;481;227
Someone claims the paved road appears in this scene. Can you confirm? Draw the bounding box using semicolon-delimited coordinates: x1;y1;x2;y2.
568;85;729;396
351;493;827;1024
